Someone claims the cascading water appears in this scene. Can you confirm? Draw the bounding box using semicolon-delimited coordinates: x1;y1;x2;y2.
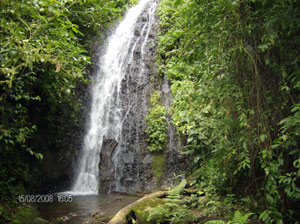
71;0;158;195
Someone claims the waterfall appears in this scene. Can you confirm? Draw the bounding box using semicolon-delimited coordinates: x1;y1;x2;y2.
71;0;157;195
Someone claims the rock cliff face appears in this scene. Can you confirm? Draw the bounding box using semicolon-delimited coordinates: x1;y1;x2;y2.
110;5;160;193
97;2;186;194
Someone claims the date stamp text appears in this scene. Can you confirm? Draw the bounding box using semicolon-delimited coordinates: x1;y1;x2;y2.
18;194;73;203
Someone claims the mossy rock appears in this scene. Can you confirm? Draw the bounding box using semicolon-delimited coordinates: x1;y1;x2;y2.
108;191;168;224
132;197;166;224
152;153;166;185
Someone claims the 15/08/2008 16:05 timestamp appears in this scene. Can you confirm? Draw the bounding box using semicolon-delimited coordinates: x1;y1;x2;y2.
18;195;73;203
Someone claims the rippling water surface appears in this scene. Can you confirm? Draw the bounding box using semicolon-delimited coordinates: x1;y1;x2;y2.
37;194;140;223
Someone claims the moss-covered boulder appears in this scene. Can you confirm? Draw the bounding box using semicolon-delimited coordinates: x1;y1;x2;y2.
132;197;167;224
108;191;168;224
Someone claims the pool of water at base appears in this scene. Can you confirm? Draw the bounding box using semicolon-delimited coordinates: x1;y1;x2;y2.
37;194;141;224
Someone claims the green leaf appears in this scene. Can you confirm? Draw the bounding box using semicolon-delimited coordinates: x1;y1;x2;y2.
289;149;299;155
187;136;193;143
194;156;200;163
260;134;267;142
181;149;195;155
266;194;274;204
170;179;187;195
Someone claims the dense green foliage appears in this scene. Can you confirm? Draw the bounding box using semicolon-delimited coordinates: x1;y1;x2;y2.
146;91;168;152
0;0;131;222
157;0;300;223
146;180;254;224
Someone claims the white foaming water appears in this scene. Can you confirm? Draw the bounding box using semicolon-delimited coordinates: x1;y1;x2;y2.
69;0;156;195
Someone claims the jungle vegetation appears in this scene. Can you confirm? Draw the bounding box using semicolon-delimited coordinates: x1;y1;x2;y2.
155;0;300;223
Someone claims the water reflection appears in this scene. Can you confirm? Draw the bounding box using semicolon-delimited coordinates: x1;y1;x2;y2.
37;194;140;223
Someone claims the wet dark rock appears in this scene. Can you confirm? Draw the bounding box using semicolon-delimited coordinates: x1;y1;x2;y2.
98;2;188;194
35;81;89;193
133;50;141;60
99;139;118;193
141;16;148;22
134;29;140;37
142;154;153;164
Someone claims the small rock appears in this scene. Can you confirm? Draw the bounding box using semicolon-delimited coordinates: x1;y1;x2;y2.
32;217;49;224
142;154;153;164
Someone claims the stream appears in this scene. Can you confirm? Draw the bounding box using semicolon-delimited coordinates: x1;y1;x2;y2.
37;194;140;223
